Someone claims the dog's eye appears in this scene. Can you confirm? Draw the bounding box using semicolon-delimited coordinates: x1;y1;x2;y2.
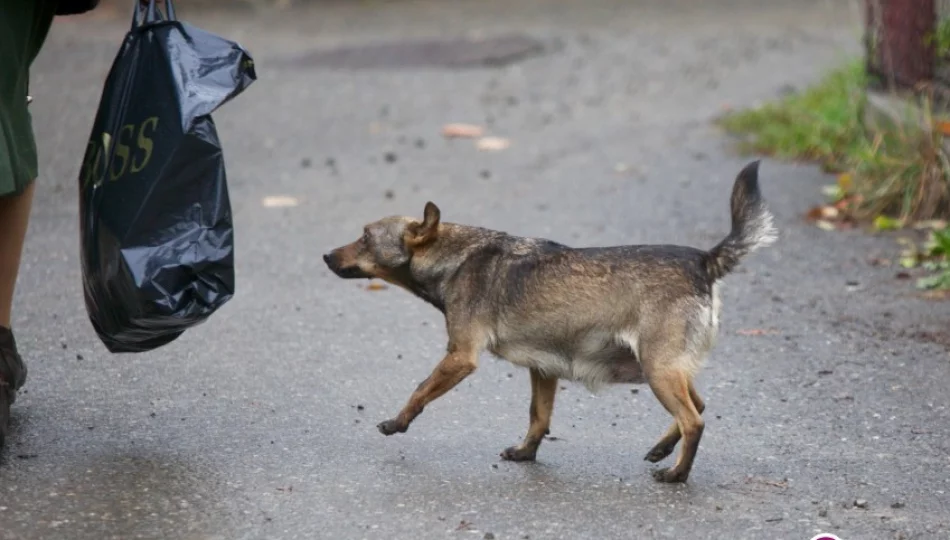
362;231;371;243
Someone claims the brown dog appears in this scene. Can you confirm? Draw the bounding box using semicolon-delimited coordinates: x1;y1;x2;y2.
323;160;776;483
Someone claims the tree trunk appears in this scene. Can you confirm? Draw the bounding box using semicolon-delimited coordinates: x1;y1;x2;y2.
867;0;936;89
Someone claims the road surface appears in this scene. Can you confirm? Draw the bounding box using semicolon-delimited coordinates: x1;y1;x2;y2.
2;1;948;539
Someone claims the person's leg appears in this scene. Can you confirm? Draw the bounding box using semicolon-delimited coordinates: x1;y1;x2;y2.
0;182;34;447
0;182;36;329
0;0;57;448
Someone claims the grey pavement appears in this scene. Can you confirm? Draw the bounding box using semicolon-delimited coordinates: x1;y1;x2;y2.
2;0;950;539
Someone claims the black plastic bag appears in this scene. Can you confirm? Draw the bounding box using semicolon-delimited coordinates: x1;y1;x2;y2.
78;0;256;353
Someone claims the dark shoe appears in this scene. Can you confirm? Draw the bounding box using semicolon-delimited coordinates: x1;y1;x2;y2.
0;326;28;448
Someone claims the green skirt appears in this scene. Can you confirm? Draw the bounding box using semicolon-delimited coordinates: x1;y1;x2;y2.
0;0;57;197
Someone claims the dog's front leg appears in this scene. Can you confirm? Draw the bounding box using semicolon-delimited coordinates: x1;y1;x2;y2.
500;368;558;462
377;343;479;436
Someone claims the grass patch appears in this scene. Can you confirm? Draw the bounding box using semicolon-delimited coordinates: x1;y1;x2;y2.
717;59;950;290
717;60;950;224
717;61;868;168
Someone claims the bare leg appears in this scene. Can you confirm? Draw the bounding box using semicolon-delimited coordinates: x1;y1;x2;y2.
0;182;35;447
0;182;35;328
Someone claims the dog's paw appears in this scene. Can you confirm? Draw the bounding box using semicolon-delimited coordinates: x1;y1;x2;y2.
376;419;408;436
651;467;689;484
500;445;537;462
644;442;676;463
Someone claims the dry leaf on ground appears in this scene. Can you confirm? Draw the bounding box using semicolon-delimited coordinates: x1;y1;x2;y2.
262;195;299;208
476;136;511;151
745;476;789;489
441;123;484;138
913;219;949;230
873;215;902;231
366;282;388;291
805;204;839;221
837;172;853;192
920;289;950;300
735;328;779;336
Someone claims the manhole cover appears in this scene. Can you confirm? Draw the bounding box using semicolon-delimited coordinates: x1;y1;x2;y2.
280;33;548;70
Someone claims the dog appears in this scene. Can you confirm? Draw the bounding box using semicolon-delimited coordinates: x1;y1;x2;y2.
323;160;776;483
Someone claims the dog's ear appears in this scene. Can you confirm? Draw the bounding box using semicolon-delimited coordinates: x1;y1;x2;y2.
407;201;441;247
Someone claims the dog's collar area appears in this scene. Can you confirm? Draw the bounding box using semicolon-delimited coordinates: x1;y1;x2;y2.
391;260;446;314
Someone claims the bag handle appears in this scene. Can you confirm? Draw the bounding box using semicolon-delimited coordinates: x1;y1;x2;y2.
131;0;177;29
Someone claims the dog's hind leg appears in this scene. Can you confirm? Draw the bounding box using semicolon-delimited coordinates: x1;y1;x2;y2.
643;381;705;463
501;368;558;462
377;342;479;436
645;366;705;483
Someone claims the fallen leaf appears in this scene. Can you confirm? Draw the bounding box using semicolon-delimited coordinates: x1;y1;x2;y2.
895;271;911;280
873;215;902;231
441;123;484;138
476;136;511;151
735;328;778;336
262;195;299;208
815;220;837;231
936;119;950;136
805;206;824;221
805;205;839;222
896;237;916;246
829;193;862;214
837;172;853;192
920;289;950;300
365;281;388;291
821;184;843;200
913;219;948;230
745;476;789;488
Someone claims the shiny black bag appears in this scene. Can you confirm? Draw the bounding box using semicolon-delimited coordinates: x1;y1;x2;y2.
78;0;256;353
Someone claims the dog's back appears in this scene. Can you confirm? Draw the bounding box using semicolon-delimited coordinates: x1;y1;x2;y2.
449;162;775;394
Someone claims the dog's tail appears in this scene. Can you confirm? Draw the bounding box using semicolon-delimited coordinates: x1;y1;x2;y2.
705;160;777;280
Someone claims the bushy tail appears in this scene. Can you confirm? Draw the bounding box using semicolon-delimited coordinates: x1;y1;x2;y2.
706;160;778;280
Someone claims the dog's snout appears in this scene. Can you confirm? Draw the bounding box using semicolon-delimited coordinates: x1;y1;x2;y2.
322;253;331;265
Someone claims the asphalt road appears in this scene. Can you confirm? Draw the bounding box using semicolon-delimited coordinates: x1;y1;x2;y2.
2;1;949;539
